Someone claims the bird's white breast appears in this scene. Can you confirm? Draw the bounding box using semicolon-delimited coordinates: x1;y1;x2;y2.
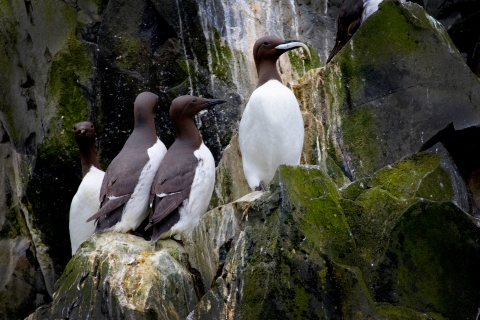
165;142;215;238
69;166;104;254
112;138;167;232
239;80;304;190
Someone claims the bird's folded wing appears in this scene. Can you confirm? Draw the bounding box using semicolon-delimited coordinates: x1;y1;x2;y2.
147;151;198;228
95;148;150;213
86;194;131;222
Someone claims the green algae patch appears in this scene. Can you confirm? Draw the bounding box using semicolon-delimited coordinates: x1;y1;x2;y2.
341;106;380;177
340;178;371;201
336;151;480;319
373;201;480;319
209;28;234;85
26;32;93;279
371;152;442;198
342;152;456;268
288;44;321;76
353;0;419;62
375;303;446;320
416;166;453;201
237;165;358;319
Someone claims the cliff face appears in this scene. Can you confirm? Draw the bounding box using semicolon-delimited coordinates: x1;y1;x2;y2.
1;0;480;319
28;161;480;319
0;0;336;318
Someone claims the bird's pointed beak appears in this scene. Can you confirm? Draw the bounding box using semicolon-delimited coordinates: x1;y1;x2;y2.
80;129;86;135
326;40;344;64
202;99;227;108
275;40;311;59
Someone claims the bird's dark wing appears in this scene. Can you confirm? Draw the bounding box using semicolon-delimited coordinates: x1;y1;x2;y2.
151;209;180;241
327;0;364;63
86;144;150;228
146;147;198;229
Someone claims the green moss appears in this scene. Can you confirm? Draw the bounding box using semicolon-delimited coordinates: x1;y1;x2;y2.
376;201;480;319
376;302;446;319
371;152;441;198
210;29;234;85
325;156;350;187
341;106;379;177
416;167;453;201
26;31;93;279
339;178;371;201
350;0;418;62
114;36;144;70
287;44;321;75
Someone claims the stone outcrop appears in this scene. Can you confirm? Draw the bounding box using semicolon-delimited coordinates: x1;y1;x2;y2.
32;161;480;319
3;0;480;318
26;233;198;320
291;0;480;218
0;0;339;317
195;157;480;319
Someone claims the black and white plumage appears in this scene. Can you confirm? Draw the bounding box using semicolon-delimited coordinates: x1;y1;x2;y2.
146;95;226;241
87;92;167;233
327;0;403;63
239;35;309;191
69;121;104;255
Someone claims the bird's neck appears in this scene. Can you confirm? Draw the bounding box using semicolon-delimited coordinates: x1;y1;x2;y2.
256;59;282;88
174;118;203;148
78;142;101;178
128;122;158;149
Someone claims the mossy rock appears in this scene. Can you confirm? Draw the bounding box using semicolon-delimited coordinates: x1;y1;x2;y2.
371;201;480;319
340;151;480;319
28;233;198;320
191;164;452;319
293;0;480;182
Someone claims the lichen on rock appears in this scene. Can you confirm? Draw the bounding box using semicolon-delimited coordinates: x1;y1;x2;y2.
28;232;198;320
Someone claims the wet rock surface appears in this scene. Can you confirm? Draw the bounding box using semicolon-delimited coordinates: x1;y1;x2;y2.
0;0;335;317
190;163;480;319
293;0;480;188
26;233;198;320
2;0;480;318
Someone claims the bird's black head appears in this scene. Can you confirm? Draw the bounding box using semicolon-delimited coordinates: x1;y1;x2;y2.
169;95;226;142
133;92;159;126
253;35;311;66
170;95;226;121
73;121;96;142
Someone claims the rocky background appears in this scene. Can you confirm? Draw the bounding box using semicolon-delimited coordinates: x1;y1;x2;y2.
1;0;480;319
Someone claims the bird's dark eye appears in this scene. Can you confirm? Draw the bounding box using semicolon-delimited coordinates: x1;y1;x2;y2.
74;126;76;130
90;124;94;128
263;41;269;46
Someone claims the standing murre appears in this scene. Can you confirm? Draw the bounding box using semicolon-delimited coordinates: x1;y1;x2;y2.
69;121;104;254
327;0;404;63
239;35;309;191
145;95;226;241
87;92;167;234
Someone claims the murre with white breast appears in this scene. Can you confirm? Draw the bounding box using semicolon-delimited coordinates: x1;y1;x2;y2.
146;95;226;241
69;121;104;254
87;92;167;233
239;35;309;191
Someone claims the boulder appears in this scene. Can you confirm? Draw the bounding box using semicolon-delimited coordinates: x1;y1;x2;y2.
27;232;199;320
292;0;480;186
187;164;477;319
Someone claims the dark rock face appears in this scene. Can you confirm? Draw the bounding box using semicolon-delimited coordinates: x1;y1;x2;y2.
293;1;480;211
3;0;480;318
189;163;480;319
